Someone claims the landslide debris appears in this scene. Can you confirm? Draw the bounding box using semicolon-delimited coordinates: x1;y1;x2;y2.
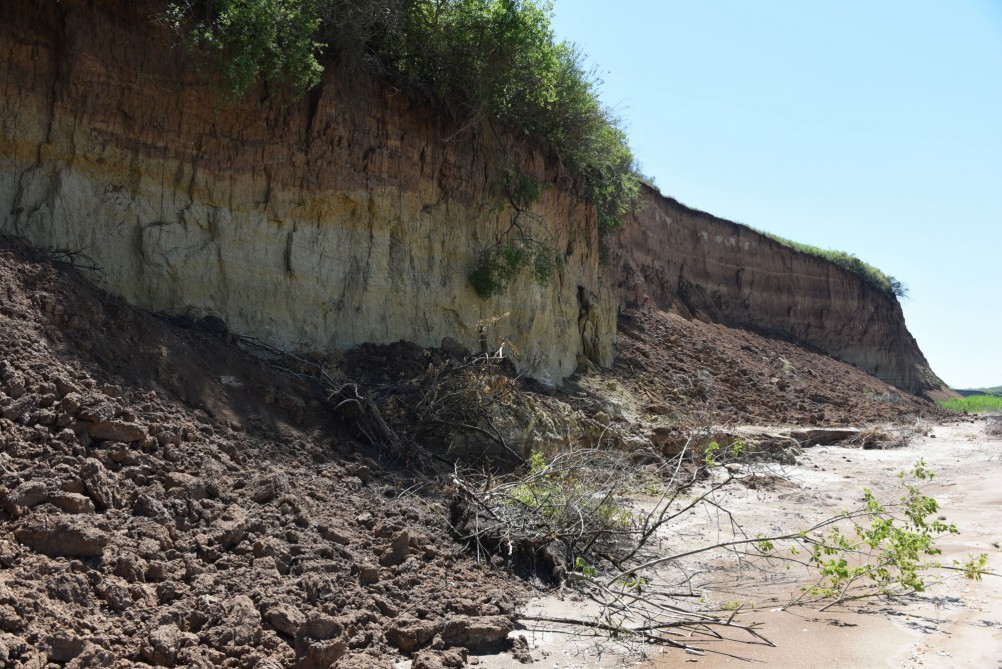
0;235;946;668
0;238;520;668
602;307;943;427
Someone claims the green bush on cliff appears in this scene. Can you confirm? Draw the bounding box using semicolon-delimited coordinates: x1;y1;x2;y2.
163;0;324;99
165;0;639;241
387;2;638;235
469;240;563;299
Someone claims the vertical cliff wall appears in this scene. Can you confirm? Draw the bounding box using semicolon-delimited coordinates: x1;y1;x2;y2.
0;0;615;384
608;186;939;394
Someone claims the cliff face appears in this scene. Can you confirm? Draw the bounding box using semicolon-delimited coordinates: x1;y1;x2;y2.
0;0;939;394
608;187;938;394
0;0;614;384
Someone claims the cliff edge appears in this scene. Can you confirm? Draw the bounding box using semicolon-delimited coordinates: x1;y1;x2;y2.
609;186;941;395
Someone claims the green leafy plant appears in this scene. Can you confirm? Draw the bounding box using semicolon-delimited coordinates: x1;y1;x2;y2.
163;0;323;101
791;460;987;606
574;556;598;577
938;395;1002;414
469;239;563;299
703;438;744;467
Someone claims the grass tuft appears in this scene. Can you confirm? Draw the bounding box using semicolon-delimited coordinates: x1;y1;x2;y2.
938;395;1002;414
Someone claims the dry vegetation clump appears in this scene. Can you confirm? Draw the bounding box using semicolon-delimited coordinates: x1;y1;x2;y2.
986;415;1002;438
849;423;923;450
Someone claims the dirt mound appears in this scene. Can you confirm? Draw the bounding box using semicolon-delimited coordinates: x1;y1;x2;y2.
0;236;945;668
0;238;520;668
607;308;943;428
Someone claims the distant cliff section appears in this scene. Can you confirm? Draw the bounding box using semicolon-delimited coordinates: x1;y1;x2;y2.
609;186;940;395
0;0;942;395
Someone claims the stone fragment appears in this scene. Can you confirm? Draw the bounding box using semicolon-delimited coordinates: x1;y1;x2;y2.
96;575;133;611
59;392;82;413
295;614;346;669
65;643;116;669
14;514;108;557
2;370;25;399
267;603;305;637
386;617;437;653
1;394;35;421
248;473;288;503
163;472;207;499
212;504;248;548
440;337;470;358
81;459;120;510
440;615;513;651
75;399;115;423
317;525;350;545
379;530;410;567
0;604;25;632
53;376;80;398
47;572;93;604
413;647;469;669
4;480;49;513
87;420;146;442
295;638;347;669
44;632;86;663
358;564;379;585
49;492;96;514
133;494;171;523
205;595;262;647
113;552;149;583
141;623;197;667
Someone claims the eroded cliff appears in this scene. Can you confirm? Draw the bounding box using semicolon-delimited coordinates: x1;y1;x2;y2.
609;187;939;394
0;0;939;393
0;0;614;385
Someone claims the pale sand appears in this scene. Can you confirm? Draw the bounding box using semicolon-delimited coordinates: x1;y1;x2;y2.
478;418;1002;669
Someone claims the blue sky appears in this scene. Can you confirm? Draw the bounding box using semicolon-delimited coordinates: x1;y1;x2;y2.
550;1;1002;389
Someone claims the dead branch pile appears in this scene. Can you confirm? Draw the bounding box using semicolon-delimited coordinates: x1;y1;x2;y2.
848;423;918;449
447;440;733;579
232;331;529;465
445;438;989;656
446;441;788;652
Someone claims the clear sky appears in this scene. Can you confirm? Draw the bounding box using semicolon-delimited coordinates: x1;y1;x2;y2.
549;0;1002;389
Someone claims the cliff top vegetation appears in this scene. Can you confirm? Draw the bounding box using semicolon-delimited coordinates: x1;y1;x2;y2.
163;0;639;236
761;232;908;299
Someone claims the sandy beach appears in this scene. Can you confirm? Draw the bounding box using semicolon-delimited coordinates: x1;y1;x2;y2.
490;418;1002;669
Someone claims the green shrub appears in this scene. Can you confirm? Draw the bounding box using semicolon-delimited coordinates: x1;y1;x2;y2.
163;0;323;101
469;240;562;299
